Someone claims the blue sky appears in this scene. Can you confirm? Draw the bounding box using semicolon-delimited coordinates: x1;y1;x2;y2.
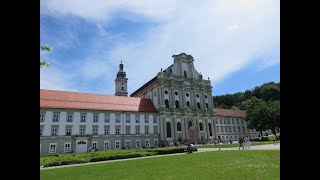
40;0;279;96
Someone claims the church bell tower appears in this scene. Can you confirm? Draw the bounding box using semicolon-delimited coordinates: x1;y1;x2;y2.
115;61;128;96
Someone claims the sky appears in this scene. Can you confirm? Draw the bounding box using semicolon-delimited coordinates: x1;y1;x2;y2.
40;0;280;96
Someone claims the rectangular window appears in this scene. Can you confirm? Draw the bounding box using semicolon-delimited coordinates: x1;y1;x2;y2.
80;128;86;135
53;113;59;122
67;114;73;122
145;116;149;123
40;128;43;136
153;126;158;134
80;114;86;122
154;139;158;147
145;140;150;147
66;128;72;136
115;141;120;149
126;126;130;134
221;126;224;133
136;140;140;148
115;127;120;134
104;141;110;150
104;126;110;135
220;119;223;124
238;126;241;132
135;115;140;123
145;126;149;134
223;119;226;124
236;119;239;125
243;126;246;132
232;119;234;124
92;127;98;135
40;113;45;122
225;126;228;132
153;116;157;123
229;126;232;132
216;126;219;133
105;114;110;123
126;115;130;123
126;140;131;149
116;115;120;123
49;143;57;153
135;126;140;134
228;119;230;124
51;128;58;136
64;143;71;152
233;126;236;133
92;141;98;150
241;119;244;125
93;115;99;122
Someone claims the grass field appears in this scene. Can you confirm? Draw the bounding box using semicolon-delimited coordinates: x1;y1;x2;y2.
198;141;278;148
41;150;280;180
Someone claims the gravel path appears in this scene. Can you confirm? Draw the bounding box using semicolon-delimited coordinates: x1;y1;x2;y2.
197;143;280;152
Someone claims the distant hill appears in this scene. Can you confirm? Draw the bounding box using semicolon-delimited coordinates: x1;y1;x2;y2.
213;82;280;110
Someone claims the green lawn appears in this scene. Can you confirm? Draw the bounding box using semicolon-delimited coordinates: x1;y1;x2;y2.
198;141;278;148
41;150;280;180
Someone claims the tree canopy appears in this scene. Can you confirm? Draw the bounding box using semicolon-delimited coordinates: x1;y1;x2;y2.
213;81;280;135
40;44;51;68
213;82;280;110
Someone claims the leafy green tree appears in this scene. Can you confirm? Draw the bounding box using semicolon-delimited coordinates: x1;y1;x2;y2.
267;100;280;134
244;97;270;136
40;44;52;68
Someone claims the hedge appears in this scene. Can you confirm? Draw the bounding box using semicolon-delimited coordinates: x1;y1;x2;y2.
41;147;186;167
146;147;187;155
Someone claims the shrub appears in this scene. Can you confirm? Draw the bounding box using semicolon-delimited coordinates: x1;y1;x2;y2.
146;147;186;155
41;147;185;167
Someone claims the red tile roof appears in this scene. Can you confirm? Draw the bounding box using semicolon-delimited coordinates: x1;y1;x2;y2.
214;108;246;117
40;89;157;112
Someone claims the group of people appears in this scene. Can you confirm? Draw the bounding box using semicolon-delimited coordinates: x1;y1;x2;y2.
238;136;250;150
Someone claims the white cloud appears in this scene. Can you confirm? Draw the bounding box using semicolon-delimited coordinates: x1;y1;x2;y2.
40;67;79;92
41;0;279;95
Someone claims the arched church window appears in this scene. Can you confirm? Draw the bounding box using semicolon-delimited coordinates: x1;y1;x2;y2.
205;95;207;99
199;122;203;131
197;102;201;109
184;71;187;77
186;101;190;107
165;99;169;108
177;122;181;131
188;121;192;128
165;90;168;95
186;93;189;97
209;123;212;136
196;94;199;98
175;91;178;96
175;100;179;109
166;122;171;138
206;103;209;110
121;87;124;91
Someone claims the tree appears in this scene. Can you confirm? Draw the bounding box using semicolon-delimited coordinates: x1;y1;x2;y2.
40;44;52;68
244;97;270;136
267;100;280;134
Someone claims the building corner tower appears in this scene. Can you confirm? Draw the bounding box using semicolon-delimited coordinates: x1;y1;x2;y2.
115;61;128;96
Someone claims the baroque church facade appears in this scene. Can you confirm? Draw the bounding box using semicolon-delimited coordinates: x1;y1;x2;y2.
40;53;259;154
